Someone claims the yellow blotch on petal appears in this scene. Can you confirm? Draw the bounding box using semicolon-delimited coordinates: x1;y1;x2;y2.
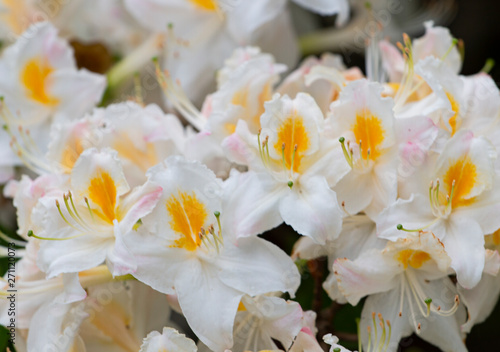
274;114;310;173
237;301;246;312
61;138;84;172
90;301;140;352
21;58;59;106
352;110;385;160
446;92;461;136
396;249;431;269
231;83;272;131
189;0;217;11
113;134;158;173
166;191;208;251
88;171;118;224
443;156;477;208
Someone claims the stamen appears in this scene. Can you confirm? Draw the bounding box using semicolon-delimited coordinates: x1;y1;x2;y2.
153;58;206;131
425;298;432;316
56;199;81;231
281;142;288;173
27;229;84;241
84;197;95;222
440;38;459;61
339;137;353;168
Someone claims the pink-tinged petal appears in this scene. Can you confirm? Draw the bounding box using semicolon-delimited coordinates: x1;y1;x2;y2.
117;181;163;233
176;260;242;352
222;170;284;239
289;330;324;352
221;120;261;170
379;40;405;82
217;236;300;297
333;249;400;305
280;176;342;244
413;22;462;74
445;216;485;289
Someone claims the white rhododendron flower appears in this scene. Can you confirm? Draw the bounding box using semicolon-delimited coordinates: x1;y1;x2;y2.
328;79;398;218
223;93;349;243
35;148;163;277
123;156;300;351
0;4;499;352
334;231;467;352
378;130;500;288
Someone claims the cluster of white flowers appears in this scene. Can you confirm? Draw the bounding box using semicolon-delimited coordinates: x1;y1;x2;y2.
0;1;498;352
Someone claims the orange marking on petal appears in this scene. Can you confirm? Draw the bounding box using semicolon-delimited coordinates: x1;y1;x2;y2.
493;229;500;246
274;113;309;173
446;92;461;136
61;138;84;172
189;0;217;11
166;191;207;251
443;156;477;207
21;58;59;106
89;301;140;351
396;249;431;269
237;301;246;312
352;110;385;160
88;171;117;224
113;134;158;173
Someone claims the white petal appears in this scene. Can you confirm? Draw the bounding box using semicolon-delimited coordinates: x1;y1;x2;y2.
279;176;342;244
140;327;197;352
217;236;300;297
445;216;485;289
333;249;400;305
222;170;284;239
292;0;349;26
176;260;241;352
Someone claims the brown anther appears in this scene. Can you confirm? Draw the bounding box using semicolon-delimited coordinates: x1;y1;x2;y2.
386;320;391;327
372;312;376;319
399;311;402;317
294;144;298;151
282;142;285;150
417;323;421;330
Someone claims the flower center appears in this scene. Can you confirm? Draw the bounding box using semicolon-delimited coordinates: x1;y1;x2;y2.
396;249;431;269
274;113;309;173
166;191;208;251
442;156;477;208
351;109;385;161
21;57;59;105
88;171;118;224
